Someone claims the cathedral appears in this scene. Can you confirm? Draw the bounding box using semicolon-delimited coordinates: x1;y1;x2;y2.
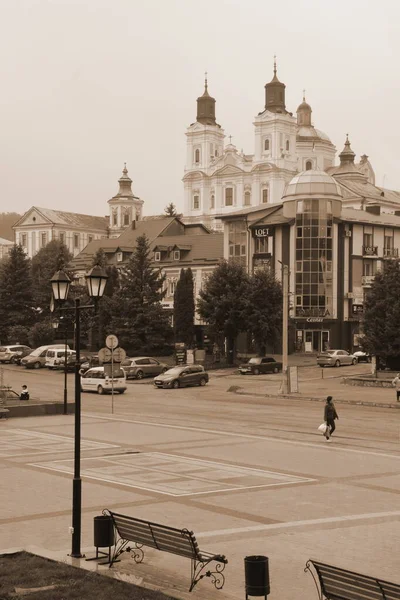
182;62;375;230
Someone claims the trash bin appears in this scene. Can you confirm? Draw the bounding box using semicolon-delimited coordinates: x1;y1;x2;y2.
93;515;114;549
244;555;270;599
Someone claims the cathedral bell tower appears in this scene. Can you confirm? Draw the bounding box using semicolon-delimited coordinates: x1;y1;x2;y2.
183;75;225;218
264;58;288;114
108;165;144;238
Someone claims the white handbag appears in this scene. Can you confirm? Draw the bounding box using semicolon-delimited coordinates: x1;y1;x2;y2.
318;422;328;433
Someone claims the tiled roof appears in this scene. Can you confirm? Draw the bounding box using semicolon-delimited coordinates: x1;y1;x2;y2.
14;206;108;230
342;208;400;227
151;233;223;264
337;180;388;202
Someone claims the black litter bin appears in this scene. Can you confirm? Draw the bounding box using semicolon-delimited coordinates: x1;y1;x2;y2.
88;515;115;563
244;555;270;599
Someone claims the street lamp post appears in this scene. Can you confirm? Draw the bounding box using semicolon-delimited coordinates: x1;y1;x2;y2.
51;318;69;415
51;266;108;559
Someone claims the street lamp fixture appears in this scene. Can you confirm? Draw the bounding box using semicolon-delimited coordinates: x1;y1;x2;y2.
50;266;108;559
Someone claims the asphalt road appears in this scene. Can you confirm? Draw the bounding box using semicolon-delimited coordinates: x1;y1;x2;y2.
1;363;399;600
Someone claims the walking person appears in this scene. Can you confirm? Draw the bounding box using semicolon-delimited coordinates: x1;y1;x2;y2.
324;396;338;441
392;373;400;402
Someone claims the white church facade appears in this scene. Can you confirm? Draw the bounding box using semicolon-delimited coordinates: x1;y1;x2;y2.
182;65;376;230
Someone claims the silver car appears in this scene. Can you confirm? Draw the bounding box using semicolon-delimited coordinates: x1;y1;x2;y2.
317;349;357;368
121;357;169;379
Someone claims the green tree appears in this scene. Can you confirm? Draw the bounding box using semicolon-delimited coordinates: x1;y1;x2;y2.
90;248;120;349
197;261;249;363
31;240;73;315
246;269;283;355
362;261;400;359
7;325;30;345
28;321;55;348
173;268;195;346
0;245;34;342
110;234;171;353
164;202;178;216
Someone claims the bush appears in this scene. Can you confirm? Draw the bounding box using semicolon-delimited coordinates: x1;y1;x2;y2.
28;322;55;348
6;325;30;345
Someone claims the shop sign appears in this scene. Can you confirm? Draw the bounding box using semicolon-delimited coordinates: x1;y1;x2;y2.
253;227;272;238
306;317;323;323
296;308;331;318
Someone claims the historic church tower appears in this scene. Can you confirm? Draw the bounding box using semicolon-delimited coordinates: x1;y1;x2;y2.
108;165;144;238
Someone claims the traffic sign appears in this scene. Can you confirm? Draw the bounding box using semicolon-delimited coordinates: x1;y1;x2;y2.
106;334;119;349
98;347;112;363
112;347;126;362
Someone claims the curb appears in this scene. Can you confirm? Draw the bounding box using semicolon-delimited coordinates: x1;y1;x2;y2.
230;388;400;409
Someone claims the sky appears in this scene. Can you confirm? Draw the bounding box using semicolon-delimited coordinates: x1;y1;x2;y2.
1;0;399;218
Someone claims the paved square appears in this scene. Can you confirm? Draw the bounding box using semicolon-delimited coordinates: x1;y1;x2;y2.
0;429;118;456
31;451;315;495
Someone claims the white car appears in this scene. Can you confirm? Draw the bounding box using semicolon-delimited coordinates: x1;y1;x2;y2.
317;349;357;368
80;366;127;395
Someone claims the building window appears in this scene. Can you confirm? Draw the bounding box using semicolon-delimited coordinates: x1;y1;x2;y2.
295;198;333;317
116;252;123;262
228;220;247;266
363;232;373;247
154;251;161;262
123;209;130;226
21;234;27;247
225;187;233;206
88;235;93;243
215;148;219;157
40;232;47;247
363;260;375;276
306;160;312;171
286;140;290;152
169;279;176;296
59;232;65;244
210;194;215;209
264;138;270;151
255;237;268;253
173;250;180;261
193;195;200;210
112;210;118;226
244;191;251;206
74;234;79;249
194;149;200;164
262;188;269;203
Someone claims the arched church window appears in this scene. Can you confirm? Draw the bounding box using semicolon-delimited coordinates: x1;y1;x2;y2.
244;191;251;206
210;194;215;209
195;149;200;164
262;188;269;204
225;187;233;206
112;209;118;226
306;160;312;171
286;140;290;152
264;139;270;151
193;195;200;210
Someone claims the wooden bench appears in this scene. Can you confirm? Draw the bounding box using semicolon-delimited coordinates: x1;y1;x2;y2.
103;509;228;592
305;559;400;600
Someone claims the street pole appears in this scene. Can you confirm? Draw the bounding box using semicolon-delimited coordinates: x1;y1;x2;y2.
71;297;82;558
281;264;289;394
63;323;68;415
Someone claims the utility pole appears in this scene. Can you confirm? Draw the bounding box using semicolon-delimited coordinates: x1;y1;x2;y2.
281;263;289;394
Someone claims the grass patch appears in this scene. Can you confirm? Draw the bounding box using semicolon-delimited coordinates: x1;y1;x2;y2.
0;551;176;600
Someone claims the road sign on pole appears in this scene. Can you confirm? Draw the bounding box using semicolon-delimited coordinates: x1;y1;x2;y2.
106;334;119;349
98;347;112;363
112;347;126;363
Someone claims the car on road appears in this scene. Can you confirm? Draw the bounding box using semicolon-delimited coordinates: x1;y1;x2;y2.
353;351;372;363
57;353;90;372
316;349;357;368
0;345;32;364
45;348;76;369
21;344;70;369
239;356;282;375
121;357;169;379
154;365;209;389
79;355;100;375
80;366;127;395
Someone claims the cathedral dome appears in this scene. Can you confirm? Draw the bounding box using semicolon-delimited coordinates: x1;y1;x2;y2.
297;126;331;142
283;170;342;200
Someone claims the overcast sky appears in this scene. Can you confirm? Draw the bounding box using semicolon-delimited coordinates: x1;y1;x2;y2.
1;0;399;218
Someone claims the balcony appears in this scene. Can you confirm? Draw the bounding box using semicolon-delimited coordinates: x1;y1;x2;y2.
361;275;375;287
383;247;399;259
362;245;378;257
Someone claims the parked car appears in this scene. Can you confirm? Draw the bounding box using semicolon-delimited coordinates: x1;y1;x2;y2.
154;365;209;389
121;357;169;379
0;345;32;364
45;348;76;369
80;366;127;395
317;349;357;368
57;353;90;372
21;345;69;369
353;351;372;363
79;355;100;375
239;357;282;375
